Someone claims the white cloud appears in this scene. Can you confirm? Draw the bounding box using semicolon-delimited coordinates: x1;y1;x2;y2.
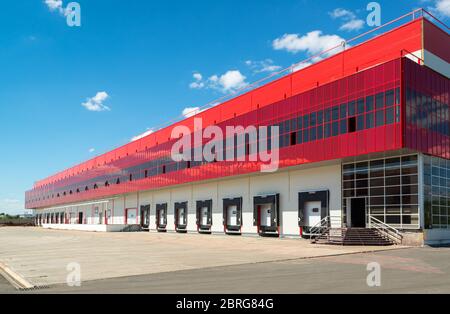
44;0;69;16
81;92;110;112
217;70;248;92
44;0;63;11
245;59;282;74
193;73;202;81
131;129;154;142
273;31;345;56
88;148;95;153
430;0;450;18
340;19;365;31
291;61;313;72
329;8;365;32
182;107;203;118
188;70;248;93
329;8;356;20
189;73;205;89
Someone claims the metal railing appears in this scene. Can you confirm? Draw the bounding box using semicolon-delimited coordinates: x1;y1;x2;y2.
307;216;330;239
368;216;403;245
306;215;344;242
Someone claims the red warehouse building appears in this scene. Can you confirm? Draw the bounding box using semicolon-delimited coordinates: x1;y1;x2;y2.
26;10;450;246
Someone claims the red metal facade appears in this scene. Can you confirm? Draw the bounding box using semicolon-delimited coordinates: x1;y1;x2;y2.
26;59;402;209
25;17;449;210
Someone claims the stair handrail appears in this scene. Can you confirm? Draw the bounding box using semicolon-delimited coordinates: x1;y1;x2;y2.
368;216;403;245
308;216;330;240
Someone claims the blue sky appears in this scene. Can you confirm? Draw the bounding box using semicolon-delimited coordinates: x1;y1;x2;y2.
0;0;448;214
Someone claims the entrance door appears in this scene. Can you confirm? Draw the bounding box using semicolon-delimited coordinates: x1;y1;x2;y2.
305;201;322;227
78;212;83;224
350;198;366;228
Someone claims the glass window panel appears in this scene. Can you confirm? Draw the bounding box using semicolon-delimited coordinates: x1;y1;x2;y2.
303;115;310;128
324;123;331;138
317;125;323;140
386;186;401;195
296;130;303;144
344;181;355;189
386;207;401;214
370;187;385;196
375;92;384;109
386;107;395;125
386;196;401;205
371;178;385;187
310;127;317;141
324;108;331;122
370;207;385;215
402;206;419;214
303;129;309;143
332;122;339;136
357;115;364;131
317;111;323;124
348;101;356;116
356;189;368;197
356;180;368;188
386;216;401;224
310;112;317;127
370;197;385;206
376;110;385;126
344;190;355;198
366;113;375;129
340;120;347;134
340;104;347;119
386;157;401;168
402;175;418;185
366;95;374;112
297;116;303;129
386;90;395;107
385;176;401;186
385;168;401;177
332;107;339;121
357;99;365;114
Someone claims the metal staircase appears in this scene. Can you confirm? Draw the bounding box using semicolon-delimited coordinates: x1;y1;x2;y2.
310;216;403;246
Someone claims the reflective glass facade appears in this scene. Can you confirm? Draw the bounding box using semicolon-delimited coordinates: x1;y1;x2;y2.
424;155;450;229
342;155;420;229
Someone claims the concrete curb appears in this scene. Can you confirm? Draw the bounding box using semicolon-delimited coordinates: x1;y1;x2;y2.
0;262;35;290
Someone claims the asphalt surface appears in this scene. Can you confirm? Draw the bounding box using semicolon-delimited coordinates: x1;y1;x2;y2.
0;273;14;293
0;247;447;294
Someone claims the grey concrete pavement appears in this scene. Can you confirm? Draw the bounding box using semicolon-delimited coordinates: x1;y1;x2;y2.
0;227;403;288
30;247;450;294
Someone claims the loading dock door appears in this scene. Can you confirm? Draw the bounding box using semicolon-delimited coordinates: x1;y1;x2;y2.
253;194;280;236
201;207;209;226
175;202;188;233
305;201;322;228
259;204;272;227
140;205;150;229
196;200;212;233
298;190;330;237
227;205;238;226
126;209;137;225
156;204;168;232
223;198;243;234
